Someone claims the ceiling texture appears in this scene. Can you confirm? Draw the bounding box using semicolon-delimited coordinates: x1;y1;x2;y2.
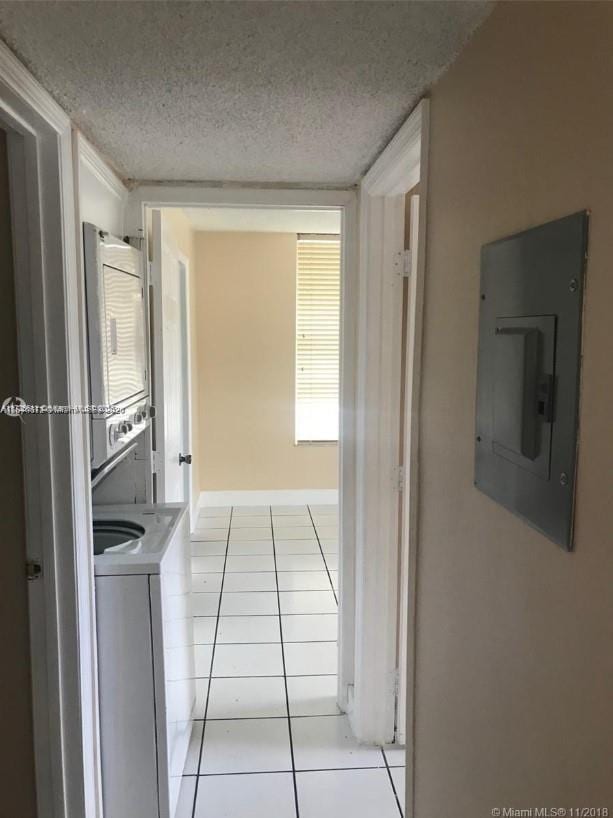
0;1;490;185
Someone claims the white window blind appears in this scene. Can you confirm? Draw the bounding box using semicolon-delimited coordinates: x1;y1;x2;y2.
295;237;341;443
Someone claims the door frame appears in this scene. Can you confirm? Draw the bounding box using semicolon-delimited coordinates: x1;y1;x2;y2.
126;187;359;713
0;42;101;818
396;192;422;747
178;253;195;525
150;209;194;522
351;99;429;769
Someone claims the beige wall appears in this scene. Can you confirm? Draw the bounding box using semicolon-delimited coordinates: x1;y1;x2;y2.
0;130;37;815
194;231;338;491
159;208;200;515
414;3;613;816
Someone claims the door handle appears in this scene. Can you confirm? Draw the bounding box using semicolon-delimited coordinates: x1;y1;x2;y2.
179;453;192;465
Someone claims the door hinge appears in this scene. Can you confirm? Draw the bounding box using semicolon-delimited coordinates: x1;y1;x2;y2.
395;249;412;278
125;235;145;251
151;450;160;474
26;560;43;581
403;249;412;277
396;465;405;492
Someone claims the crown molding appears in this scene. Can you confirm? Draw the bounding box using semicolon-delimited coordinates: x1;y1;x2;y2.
76;131;127;201
361;99;426;197
0;40;69;134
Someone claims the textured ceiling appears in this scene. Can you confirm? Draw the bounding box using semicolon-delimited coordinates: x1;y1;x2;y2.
0;1;490;185
182;207;341;233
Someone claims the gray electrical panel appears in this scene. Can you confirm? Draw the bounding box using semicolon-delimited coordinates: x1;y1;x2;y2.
475;211;588;550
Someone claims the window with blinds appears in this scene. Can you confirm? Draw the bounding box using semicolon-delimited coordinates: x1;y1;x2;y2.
295;236;341;443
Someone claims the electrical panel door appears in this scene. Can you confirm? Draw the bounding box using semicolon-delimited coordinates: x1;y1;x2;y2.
475;211;588;550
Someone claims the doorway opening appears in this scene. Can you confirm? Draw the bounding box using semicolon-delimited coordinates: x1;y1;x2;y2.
146;205;387;816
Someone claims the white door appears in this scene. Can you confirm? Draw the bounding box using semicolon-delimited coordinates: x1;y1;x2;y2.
397;193;421;744
150;210;192;511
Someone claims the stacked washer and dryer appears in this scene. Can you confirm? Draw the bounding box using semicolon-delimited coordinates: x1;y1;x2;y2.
84;224;195;818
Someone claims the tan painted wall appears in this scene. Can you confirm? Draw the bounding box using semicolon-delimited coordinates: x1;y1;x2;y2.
0;130;37;816
194;231;338;491
414;3;613;816
159;209;200;514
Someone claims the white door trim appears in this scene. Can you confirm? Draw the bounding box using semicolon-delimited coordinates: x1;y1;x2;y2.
351;100;429;753
126;186;358;713
150;211;194;519
150;209;168;501
0;42;100;818
178;253;195;527
125;186;355;225
397;192;423;751
400;185;429;818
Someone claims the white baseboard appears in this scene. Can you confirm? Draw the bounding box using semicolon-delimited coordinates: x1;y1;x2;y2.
198;489;338;508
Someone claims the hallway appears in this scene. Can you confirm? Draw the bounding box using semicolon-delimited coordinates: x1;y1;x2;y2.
176;503;406;817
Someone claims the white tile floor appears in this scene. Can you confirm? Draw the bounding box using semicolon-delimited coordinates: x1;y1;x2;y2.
179;503;405;818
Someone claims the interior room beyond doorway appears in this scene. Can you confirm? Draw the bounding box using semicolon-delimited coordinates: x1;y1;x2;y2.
149;205;343;514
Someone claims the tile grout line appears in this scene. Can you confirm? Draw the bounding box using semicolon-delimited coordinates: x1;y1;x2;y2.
192;569;334;574
190;506;234;818
193;596;335;601
190;672;337;680
381;748;404;817
306;505;338;605
189;710;344;723
191;714;335;722
181;761;397;777
194;608;337;612
270;505;301;818
194;641;337;648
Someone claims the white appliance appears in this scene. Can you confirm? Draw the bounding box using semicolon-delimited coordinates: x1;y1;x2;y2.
84;223;150;468
94;503;195;818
